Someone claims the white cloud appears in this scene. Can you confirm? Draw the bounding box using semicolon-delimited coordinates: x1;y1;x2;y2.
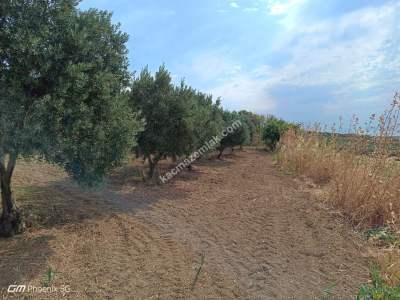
248;1;400;114
210;73;276;112
182;2;400;116
230;2;239;8
180;53;275;113
267;0;306;16
271;2;400;92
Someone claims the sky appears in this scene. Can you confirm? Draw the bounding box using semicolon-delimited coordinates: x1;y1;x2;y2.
79;0;400;125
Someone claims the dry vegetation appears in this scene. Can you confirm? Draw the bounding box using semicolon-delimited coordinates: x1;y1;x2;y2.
0;149;371;299
277;93;400;286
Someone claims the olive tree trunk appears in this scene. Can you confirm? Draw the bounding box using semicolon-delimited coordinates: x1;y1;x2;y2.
148;157;156;179
0;153;25;237
217;147;224;160
146;154;162;183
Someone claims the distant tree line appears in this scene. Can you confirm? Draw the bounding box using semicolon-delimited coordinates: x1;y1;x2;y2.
0;0;290;237
129;66;269;179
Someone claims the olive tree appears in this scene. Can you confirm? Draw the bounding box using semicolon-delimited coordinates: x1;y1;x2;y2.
175;84;224;164
238;110;266;145
262;117;298;150
217;111;250;159
191;93;224;151
129;66;193;180
0;0;142;237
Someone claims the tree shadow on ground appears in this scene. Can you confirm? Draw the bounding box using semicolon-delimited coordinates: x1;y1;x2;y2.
13;175;188;231
11;153;238;232
0;151;243;292
6;149;247;233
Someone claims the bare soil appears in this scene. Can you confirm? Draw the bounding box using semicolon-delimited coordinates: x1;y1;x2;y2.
0;149;370;299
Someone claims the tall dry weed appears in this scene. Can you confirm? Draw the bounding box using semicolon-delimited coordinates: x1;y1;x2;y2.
278;93;400;229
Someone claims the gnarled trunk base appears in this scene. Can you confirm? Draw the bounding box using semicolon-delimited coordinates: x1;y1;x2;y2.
0;208;24;237
0;153;25;237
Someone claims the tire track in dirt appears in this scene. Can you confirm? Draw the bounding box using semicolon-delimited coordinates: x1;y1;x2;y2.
40;215;194;299
3;149;370;299
92;148;370;299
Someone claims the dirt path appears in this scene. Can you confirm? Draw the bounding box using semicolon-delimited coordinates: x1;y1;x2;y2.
0;149;369;299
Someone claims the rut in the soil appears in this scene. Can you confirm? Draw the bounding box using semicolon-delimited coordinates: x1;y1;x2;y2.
0;149;369;300
96;149;370;299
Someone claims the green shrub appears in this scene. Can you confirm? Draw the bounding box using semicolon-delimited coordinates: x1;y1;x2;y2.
356;268;400;300
262;117;298;150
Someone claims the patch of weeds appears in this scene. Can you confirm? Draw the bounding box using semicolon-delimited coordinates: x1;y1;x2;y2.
356;267;400;300
190;252;205;291
43;266;55;287
321;282;336;299
363;227;399;247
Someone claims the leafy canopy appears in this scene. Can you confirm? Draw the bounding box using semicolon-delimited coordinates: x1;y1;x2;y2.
262;117;298;150
238;110;267;145
0;0;142;185
129;66;193;162
178;85;224;155
219;110;250;151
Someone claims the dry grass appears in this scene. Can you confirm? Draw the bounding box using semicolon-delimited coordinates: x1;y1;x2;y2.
278;94;400;229
278;130;400;229
372;248;400;286
1;148;371;299
277;93;400;284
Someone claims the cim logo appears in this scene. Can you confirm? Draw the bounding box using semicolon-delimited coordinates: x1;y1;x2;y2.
7;285;26;293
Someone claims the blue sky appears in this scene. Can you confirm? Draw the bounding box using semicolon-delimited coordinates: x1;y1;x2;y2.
80;0;400;124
